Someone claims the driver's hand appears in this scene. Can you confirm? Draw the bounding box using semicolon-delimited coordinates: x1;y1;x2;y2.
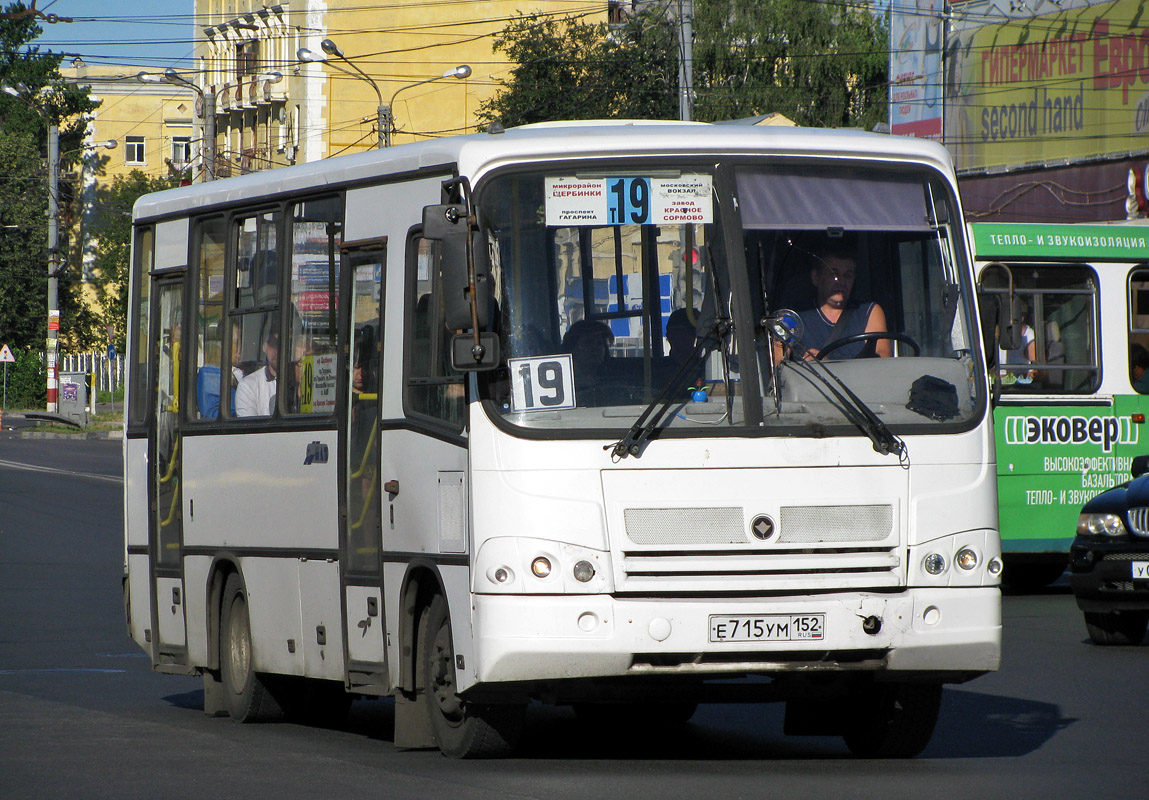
802;347;820;361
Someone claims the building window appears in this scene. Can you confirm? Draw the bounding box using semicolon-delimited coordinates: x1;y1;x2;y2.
125;136;145;164
171;136;191;167
237;40;260;80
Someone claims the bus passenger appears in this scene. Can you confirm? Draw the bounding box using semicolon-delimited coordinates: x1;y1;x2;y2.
657;308;705;390
1131;344;1149;393
561;319;614;402
796;242;890;360
235;329;277;416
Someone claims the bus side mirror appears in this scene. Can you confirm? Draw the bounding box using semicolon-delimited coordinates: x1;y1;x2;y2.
1132;455;1149;478
451;332;500;371
421;204;490;332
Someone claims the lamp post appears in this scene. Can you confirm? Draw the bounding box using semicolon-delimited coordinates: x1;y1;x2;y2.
1;83;113;412
138;69;282;181
298;39;469;148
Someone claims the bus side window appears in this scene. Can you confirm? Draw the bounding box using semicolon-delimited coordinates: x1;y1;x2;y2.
406;236;465;427
194;217;227;420
286;196;342;416
1128;268;1149;393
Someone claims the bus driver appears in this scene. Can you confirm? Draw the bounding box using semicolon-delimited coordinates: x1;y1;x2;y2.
796;241;890;360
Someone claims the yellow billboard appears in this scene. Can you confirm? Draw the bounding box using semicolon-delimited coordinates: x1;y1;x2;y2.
946;0;1149;171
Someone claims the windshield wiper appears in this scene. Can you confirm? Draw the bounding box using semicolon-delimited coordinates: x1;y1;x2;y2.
608;320;727;461
766;311;906;461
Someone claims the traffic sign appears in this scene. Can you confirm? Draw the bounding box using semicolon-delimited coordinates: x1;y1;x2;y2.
0;344;15;363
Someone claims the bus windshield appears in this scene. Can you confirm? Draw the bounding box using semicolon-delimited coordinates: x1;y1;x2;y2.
476;160;982;439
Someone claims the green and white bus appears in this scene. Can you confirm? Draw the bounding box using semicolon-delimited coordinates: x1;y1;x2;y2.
973;222;1149;586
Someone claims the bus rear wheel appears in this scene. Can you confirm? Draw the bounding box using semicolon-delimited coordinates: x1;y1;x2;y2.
420;594;524;758
841;681;942;759
1084;611;1148;646
220;573;281;722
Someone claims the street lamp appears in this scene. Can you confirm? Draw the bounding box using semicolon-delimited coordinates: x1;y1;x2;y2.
298;38;469;148
138;69;282;181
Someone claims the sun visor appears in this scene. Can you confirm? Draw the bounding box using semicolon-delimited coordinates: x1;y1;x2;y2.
735;168;933;231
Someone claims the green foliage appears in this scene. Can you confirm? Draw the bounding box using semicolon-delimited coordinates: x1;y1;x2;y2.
479;1;888;130
477;10;677;127
2;346;45;408
89;170;177;352
0;1;100;352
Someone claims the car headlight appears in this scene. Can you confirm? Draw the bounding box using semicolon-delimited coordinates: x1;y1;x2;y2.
1077;512;1127;537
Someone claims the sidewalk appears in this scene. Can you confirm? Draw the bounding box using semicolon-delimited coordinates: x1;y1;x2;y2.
1;406;124;439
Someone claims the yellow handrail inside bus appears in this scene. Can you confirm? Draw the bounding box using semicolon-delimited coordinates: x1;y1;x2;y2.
350;416;379;480
159;437;180;484
349;465;378;532
160;476;180;529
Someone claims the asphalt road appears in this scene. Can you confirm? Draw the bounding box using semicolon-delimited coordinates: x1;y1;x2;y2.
0;436;1145;799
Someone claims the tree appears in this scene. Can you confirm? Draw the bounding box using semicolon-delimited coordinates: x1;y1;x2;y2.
478;1;888;130
693;0;889;129
477;10;677;127
88;170;177;352
0;1;99;352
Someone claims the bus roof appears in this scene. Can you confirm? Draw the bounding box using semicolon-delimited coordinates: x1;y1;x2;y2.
132;121;957;223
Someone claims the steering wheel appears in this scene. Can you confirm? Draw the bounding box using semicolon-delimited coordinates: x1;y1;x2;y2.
815;332;921;360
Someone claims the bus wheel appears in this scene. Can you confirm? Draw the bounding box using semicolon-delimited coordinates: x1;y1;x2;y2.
1084;611;1149;646
841;681;942;759
420;594;524;758
220;573;281;722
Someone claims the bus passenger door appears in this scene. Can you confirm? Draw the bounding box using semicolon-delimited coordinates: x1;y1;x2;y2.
149;278;188;668
340;246;388;691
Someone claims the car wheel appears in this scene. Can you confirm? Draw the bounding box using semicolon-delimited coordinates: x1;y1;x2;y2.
420;594;524;758
1084;611;1149;646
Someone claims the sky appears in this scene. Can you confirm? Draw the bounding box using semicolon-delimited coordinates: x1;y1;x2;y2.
23;0;195;70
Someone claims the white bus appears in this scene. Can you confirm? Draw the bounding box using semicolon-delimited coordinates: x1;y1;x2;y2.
123;121;1001;759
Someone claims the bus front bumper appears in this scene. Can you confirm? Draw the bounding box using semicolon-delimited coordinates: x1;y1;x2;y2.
470;588;1001;685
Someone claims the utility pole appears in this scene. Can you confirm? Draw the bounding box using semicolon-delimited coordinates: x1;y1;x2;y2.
46;122;59;413
677;0;694;121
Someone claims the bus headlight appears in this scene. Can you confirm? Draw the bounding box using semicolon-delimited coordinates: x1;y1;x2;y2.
1077;513;1127;537
923;553;947;575
955;547;979;570
474;538;612;594
572;560;596;582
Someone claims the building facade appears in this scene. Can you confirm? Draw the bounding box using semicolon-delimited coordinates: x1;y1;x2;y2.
191;0;612;176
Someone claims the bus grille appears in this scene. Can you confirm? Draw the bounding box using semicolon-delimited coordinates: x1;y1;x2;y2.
624;504;894;546
1127;508;1149;537
617;547;902;593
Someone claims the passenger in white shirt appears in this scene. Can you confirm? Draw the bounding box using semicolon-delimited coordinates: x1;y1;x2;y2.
235;330;278;417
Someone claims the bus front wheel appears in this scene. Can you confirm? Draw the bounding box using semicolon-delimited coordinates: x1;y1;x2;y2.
420;594;524;758
841;680;942;758
220;573;281;722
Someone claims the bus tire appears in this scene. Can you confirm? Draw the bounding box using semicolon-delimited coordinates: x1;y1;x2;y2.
420;594;524;758
220;573;281;722
1084;611;1149;646
841;681;941;759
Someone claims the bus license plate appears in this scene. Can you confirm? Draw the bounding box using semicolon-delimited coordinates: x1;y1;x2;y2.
1133;562;1149;580
709;614;824;643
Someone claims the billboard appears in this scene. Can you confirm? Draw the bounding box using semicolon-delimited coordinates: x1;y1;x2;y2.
889;0;945;138
946;0;1149;171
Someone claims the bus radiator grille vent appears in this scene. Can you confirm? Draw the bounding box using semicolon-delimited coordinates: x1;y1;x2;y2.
624;507;746;545
777;505;893;544
1126;508;1149;537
